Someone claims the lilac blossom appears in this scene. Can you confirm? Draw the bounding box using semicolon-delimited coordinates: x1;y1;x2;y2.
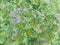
9;7;23;25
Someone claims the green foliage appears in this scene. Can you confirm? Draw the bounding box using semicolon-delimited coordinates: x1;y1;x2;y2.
0;0;60;45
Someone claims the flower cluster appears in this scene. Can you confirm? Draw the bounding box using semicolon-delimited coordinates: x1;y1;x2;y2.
9;7;24;25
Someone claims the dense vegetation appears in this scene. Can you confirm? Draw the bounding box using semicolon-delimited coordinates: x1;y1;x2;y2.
0;0;60;45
